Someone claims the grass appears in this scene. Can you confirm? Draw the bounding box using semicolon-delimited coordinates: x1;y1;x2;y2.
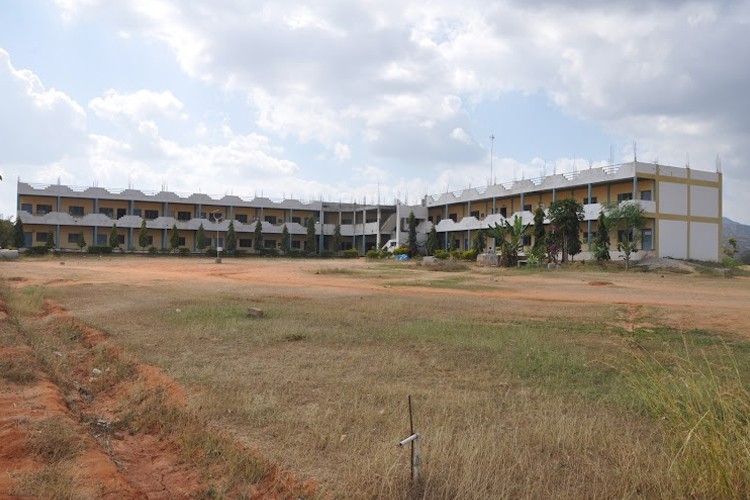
26;416;86;463
0;354;38;384
9;465;79;500
4;257;750;497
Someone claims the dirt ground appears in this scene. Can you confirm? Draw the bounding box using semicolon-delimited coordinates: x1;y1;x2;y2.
1;256;749;497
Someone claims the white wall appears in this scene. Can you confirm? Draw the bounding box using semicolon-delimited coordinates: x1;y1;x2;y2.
658;220;688;259
689;222;719;261
659;182;688;215
690;185;719;218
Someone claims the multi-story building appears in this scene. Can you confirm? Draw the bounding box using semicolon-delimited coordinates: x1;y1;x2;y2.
16;161;723;261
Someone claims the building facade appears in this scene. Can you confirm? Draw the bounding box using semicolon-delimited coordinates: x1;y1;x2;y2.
16;161;723;261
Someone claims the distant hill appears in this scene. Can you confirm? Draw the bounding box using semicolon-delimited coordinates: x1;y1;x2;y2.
723;217;750;260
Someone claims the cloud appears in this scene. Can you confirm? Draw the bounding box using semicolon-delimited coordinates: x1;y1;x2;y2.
0;48;87;164
89;89;186;123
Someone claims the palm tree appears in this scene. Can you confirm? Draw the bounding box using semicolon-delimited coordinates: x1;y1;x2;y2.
487;216;530;267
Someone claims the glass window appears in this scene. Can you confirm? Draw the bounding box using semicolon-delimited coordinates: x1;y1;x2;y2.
21;203;32;212
239;238;252;248
36;204;52;215
617;192;633;202
99;207;114;218
523;204;532;212
36;232;49;243
177;211;191;221
642;229;653;250
69;206;84;216
641;190;652;201
236;214;248;223
265;215;277;224
144;209;159;220
264;239;276;248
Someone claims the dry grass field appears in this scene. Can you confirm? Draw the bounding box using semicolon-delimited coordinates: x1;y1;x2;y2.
2;255;750;498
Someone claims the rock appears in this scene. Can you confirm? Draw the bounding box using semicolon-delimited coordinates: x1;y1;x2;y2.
92;368;103;376
423;256;437;264
247;307;264;318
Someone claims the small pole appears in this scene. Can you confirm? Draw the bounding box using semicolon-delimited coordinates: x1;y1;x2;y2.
408;395;415;481
398;395;420;485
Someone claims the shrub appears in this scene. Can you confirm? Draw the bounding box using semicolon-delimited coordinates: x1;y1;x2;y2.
178;247;191;256
720;256;738;269
148;246;158;255
366;249;380;259
450;249;464;260
28;245;49;256
260;248;279;257
462;249;477;261
320;249;334;258
205;247;217;257
87;245;113;255
288;249;303;258
342;248;359;259
434;249;450;260
393;246;409;256
233;249;248;257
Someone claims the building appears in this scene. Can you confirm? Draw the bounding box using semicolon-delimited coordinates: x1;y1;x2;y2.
16;161;722;261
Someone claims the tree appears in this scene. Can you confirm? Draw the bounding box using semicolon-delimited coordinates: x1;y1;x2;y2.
724;237;739;258
547;198;584;263
169;223;180;252
46;231;56;250
606;202;647;270
196;223;207;250
282;224;290;254
593;211;611;263
488;216;529;267
254;220;263;253
532;204;546;258
77;230;86;252
0;218;13;248
472;229;486;255
108;224;119;250
225;220;236;252
305;216;317;255
426;224;439;256
406;211;418;256
333;222;342;254
13;217;25;248
138;219;149;250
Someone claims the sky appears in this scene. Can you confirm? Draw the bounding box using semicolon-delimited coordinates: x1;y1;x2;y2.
1;0;749;224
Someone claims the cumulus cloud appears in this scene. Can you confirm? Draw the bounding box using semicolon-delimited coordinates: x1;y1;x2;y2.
0;48;87;164
89;89;186;123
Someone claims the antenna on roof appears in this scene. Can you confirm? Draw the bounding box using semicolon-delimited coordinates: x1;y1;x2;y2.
609;145;614;166
716;154;722;173
633;141;637;163
686;153;690;169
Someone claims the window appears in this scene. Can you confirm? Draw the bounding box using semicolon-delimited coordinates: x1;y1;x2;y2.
291;240;301;249
177;211;191;221
239;238;252;248
341;218;351;225
642;229;653;250
583;232;590;242
470;211;479;218
449;213;457;222
291;217;301;224
36;232;49;243
265;215;277;224
145;235;153;245
177;236;186;246
67;233;80;244
617;192;633;202
21;203;32;213
436;215;442;223
583;196;598;204
428;216;433;223
617;229;635;244
523;204;532;212
69;206;84;216
198;212;206;219
99;207;114;218
117;208;127;219
133;208;142;216
117;235;125;245
264;239;276;249
36;204;52;215
522;235;532;247
500;207;507;217
144;209;159;220
236;214;248;223
96;234;107;245
641;190;652;201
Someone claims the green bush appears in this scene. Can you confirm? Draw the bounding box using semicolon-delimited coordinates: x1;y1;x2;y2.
27;245;49;256
87;245;113;255
393;246;409;256
232;249;248;257
434;249;450;260
342;248;359;259
148;246;158;255
462;249;477;261
366;249;386;259
287;249;303;258
260;248;279;257
178;247;190;256
205;247;217;257
720;256;738;268
319;249;334;258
